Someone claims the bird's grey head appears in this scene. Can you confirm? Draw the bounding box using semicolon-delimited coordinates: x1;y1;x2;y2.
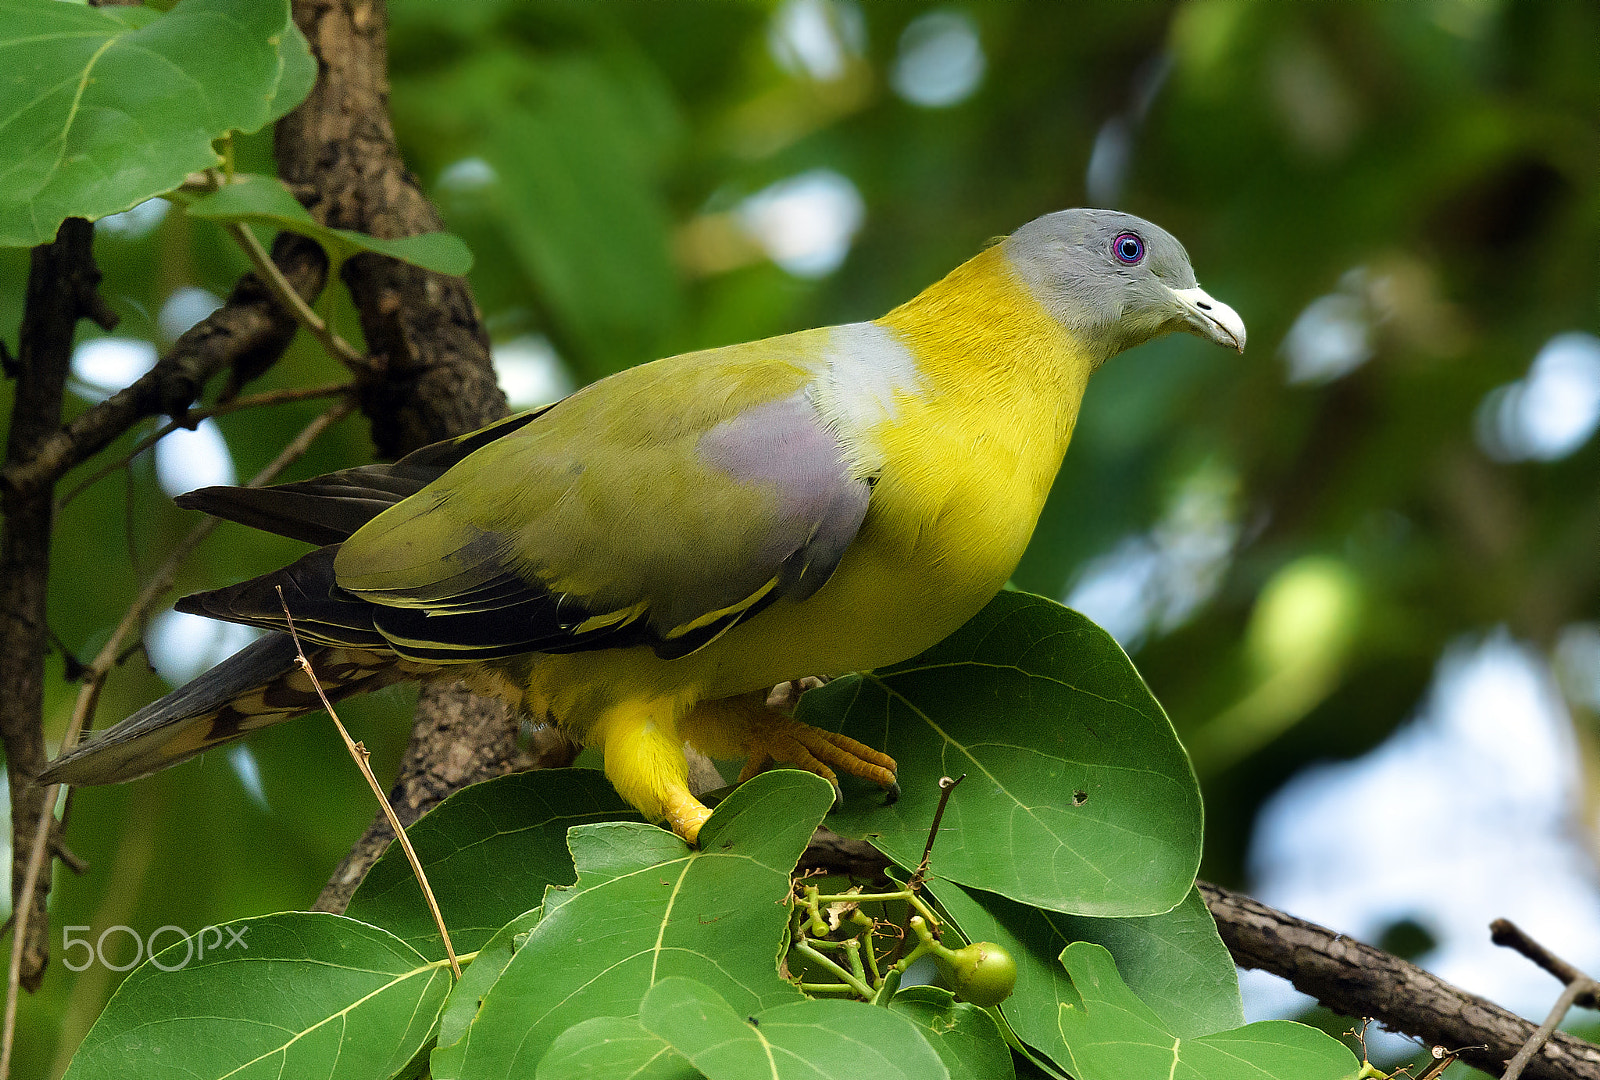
1001;208;1246;366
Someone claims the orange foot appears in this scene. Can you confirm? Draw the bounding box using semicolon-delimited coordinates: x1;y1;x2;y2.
681;690;898;808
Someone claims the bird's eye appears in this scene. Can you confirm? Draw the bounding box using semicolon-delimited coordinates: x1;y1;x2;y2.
1113;233;1145;265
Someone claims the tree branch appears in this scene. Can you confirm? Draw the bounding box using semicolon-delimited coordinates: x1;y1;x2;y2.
1199;881;1600;1080
790;832;1600;1080
0;219;115;997
0;231;328;500
273;0;570;912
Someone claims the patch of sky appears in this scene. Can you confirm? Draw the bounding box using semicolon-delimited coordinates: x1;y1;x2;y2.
890;10;985;108
228;746;270;812
1085;54;1172;208
438;157;499;194
95;198;169;241
769;0;864;82
737;169;864;279
1282;269;1374;385
1476;332;1600;462
154;418;236;498
1244;630;1600;1031
1065;461;1239;651
492;334;575;409
146;610;262;687
157;286;223;344
70;337;156;403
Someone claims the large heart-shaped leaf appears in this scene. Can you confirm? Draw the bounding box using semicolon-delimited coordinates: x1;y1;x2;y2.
889;986;1016;1080
433;770;833;1079
537;1016;699;1080
813;591;1202;916
0;0;313;247
63;913;450;1079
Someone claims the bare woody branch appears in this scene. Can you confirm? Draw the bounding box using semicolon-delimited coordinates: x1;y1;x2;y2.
1200;881;1600;1080
271;0;572;913
0;231;328;501
0;218;113;996
1;398;353;1076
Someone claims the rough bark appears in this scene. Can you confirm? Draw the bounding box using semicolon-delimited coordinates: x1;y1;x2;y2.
274;0;572;911
1200;881;1600;1080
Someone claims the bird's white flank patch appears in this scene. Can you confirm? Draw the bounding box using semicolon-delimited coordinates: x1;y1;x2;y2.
815;322;923;422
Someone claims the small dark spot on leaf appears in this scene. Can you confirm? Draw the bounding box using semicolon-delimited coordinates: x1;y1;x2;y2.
1072;790;1088;807
747;1016;759;1027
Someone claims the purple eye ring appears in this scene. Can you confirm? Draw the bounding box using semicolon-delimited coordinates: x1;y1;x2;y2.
1113;232;1145;264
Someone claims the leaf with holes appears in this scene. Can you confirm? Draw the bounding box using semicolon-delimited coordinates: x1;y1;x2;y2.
812;591;1202;916
0;0;313;246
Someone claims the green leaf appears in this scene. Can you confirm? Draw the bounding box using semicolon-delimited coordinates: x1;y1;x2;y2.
346;768;636;955
436;907;542;1052
63;912;450;1080
0;0;314;246
932;881;1244;1048
888;986;1016;1080
641;977;950;1080
538;1017;701;1080
813;591;1203;916
433;770;834;1079
185;173;474;275
1053;943;1362;1080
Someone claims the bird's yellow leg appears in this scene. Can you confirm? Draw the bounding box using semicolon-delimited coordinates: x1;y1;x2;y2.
587;697;711;844
680;691;898;793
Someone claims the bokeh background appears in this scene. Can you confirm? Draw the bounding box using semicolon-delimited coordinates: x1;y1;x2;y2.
4;1;1598;1073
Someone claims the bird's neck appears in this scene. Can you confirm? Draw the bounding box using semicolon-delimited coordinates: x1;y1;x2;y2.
877;244;1093;475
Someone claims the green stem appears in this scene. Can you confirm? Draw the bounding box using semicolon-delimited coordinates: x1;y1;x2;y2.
792;939;874;999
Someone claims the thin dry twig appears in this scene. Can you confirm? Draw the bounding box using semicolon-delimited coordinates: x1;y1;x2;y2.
56;382;351;512
1505;981;1599;1080
0;799;57;1080
222;218;367;372
189;169;366;374
889;773;964;961
1;399;354;1078
1493;920;1600;1010
1491;920;1600;1080
273;587;461;980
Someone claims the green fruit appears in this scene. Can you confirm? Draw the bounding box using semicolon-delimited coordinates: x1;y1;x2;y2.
940;941;1017;1006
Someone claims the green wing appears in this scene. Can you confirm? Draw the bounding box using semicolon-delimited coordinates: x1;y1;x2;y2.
185;341;873;663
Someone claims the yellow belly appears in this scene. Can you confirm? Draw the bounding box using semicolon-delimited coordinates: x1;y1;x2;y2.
519;447;1043;740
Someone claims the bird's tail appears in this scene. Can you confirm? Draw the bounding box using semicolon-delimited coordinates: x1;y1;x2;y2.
41;634;414;786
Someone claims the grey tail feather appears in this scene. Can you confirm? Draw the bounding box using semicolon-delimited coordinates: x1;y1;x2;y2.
40;634;408;787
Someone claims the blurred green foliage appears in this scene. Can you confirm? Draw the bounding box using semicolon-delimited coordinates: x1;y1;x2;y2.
5;1;1598;1073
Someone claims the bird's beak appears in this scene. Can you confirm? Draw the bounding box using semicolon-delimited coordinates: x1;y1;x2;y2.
1172;286;1247;353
